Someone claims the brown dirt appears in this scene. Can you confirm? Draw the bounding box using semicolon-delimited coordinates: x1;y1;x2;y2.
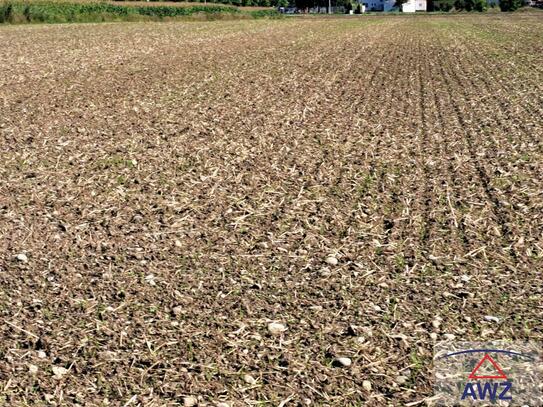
0;13;542;406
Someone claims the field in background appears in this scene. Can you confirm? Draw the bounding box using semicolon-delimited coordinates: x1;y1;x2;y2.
0;12;542;405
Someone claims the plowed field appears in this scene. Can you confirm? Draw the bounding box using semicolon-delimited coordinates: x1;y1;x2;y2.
1;12;542;406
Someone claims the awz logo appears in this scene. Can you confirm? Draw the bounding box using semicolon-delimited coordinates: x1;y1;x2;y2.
461;381;512;401
434;342;541;405
461;353;512;401
439;348;535;403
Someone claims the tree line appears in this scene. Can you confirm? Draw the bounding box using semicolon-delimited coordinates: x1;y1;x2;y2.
427;0;524;11
127;0;527;11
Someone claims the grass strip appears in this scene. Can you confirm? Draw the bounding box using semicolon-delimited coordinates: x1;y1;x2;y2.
0;1;280;23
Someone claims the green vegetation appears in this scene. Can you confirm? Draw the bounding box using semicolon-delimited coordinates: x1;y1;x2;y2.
294;0;354;12
118;0;284;8
499;0;524;10
452;0;488;11
429;0;528;11
430;0;490;11
0;1;280;23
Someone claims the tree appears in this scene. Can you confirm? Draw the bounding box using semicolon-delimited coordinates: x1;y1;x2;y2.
336;0;353;10
500;0;523;10
433;0;455;10
454;0;465;9
295;0;313;11
1;3;13;23
394;0;408;9
473;0;487;11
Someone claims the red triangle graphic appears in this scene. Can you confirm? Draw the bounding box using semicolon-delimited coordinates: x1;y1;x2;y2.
468;354;508;380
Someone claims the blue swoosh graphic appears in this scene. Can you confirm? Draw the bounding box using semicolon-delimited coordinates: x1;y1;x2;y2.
438;349;535;361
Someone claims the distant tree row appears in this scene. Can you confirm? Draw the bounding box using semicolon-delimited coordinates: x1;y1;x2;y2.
498;0;524;10
428;0;525;10
428;0;487;11
167;0;526;11
293;0;352;11
147;0;289;7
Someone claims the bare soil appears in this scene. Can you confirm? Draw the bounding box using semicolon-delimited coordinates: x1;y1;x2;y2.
0;13;542;406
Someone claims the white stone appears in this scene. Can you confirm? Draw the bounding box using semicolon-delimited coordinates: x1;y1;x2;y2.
325;256;338;266
183;396;198;407
16;253;28;263
28;364;38;375
335;357;352;367
268;322;287;335
320;267;332;277
396;375;408;385
145;274;156;286
362;380;372;391
243;374;256;384
52;366;68;379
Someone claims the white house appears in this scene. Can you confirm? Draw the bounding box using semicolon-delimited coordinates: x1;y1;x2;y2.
360;0;426;11
401;0;427;11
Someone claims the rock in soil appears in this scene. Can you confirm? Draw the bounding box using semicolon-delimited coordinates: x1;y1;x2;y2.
268;322;287;335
